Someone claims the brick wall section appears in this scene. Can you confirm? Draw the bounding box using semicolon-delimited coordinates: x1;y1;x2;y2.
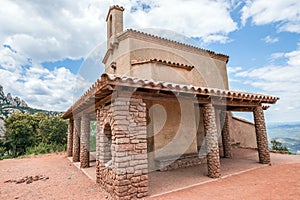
80;114;90;168
67;119;74;157
73;117;81;162
96;96;148;199
203;104;221;178
253;106;270;164
220;111;232;158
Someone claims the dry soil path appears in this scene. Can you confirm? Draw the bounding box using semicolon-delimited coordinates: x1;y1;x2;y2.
0;153;108;200
150;163;300;200
0;153;300;200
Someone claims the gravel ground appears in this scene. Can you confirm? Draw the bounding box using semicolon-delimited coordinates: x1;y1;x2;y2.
0;150;299;200
150;150;300;200
0;153;109;200
150;163;300;200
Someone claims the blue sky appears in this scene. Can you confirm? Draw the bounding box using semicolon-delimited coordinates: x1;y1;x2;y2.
0;0;299;123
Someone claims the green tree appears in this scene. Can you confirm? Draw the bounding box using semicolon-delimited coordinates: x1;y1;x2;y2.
4;113;36;157
39;116;67;145
30;112;47;145
3;113;67;158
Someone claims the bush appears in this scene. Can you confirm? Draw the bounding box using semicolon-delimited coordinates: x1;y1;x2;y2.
0;154;13;160
270;139;291;153
2;113;68;158
26;143;66;155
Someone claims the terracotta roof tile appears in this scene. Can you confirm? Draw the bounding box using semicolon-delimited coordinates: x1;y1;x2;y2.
62;73;279;119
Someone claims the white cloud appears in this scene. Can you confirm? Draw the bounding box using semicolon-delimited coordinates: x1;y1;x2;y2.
227;66;242;73
263;35;279;44
241;0;300;33
0;45;88;111
0;0;108;63
125;0;237;43
0;0;239;111
0;0;238;64
235;47;300;122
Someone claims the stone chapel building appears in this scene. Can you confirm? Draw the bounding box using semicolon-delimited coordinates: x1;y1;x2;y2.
62;5;279;199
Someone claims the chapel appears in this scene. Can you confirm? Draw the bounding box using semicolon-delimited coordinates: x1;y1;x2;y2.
62;5;279;199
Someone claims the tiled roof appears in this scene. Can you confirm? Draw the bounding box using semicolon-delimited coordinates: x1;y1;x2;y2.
102;73;279;102
131;58;194;70
62;73;279;119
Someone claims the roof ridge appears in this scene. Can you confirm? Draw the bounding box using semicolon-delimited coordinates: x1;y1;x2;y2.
123;29;229;60
131;58;194;70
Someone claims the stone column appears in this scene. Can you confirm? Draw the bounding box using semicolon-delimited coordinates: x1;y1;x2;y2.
96;95;148;199
73;117;81;162
253;106;270;164
203;104;221;178
80;114;90;168
67;119;74;157
220;111;232;158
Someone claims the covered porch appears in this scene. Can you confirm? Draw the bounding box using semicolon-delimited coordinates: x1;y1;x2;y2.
62;73;278;199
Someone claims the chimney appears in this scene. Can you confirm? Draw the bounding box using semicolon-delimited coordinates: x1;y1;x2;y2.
106;5;125;41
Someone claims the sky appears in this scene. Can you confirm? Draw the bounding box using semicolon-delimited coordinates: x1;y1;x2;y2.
0;0;299;123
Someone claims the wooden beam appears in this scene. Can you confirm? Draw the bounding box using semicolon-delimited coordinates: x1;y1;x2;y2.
73;93;113;117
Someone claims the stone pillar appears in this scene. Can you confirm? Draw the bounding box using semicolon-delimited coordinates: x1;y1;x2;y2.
67;119;74;157
220;111;232;158
96;95;148;199
253;106;270;164
203;104;221;178
73;117;81;162
80;114;90;168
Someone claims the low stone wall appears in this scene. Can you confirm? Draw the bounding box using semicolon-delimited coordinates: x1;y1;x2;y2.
155;154;207;171
96;162;116;196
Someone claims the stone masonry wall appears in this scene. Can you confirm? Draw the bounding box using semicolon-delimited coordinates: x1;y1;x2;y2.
253;106;270;164
156;154;207;171
67;119;74;157
203;104;221;178
96;95;148;199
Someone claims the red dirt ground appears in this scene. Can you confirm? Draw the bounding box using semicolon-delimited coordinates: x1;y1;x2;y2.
0;152;300;200
150;163;300;200
0;153;109;200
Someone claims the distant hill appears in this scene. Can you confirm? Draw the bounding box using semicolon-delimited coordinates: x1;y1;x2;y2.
0;85;62;136
267;122;300;154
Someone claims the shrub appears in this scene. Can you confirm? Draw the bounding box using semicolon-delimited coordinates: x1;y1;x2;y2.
26;142;66;155
270;139;291;153
3;113;67;158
